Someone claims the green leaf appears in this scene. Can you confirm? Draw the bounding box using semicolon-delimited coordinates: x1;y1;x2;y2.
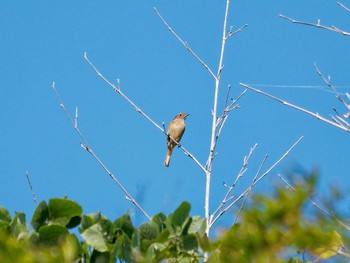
172;202;191;228
0;206;11;222
90;250;110;263
114;232;132;261
131;228;141;249
30;201;48;231
181;216;192;235
140;222;160;240
66;215;81;229
152;213;166;230
81;223;109;252
9;212;27;237
48;198;82;226
99;218;116;244
114;214;134;239
155;229;170;243
0;207;11;232
146;243;167;262
197;233;211;252
38;224;69;246
188;216;206;235
63;234;84;262
80;212;102;231
183;234;198;251
315;230;344;259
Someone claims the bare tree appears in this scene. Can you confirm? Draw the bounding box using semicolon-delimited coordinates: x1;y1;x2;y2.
241;1;350;133
53;0;304;239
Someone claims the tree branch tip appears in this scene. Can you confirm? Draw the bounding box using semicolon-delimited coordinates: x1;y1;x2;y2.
80;144;90;151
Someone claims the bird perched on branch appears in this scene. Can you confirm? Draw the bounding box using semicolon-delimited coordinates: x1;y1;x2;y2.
164;113;189;167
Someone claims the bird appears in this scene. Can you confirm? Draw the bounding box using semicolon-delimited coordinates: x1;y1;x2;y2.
164;113;189;167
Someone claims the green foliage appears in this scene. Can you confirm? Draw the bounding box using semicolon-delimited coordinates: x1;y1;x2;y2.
0;184;348;263
207;181;348;262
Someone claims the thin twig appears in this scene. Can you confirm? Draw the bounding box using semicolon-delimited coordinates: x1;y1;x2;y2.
226;24;248;39
277;174;350;231
239;83;350;133
332;108;350;128
25;171;37;204
330;114;347;129
314;63;350;112
233;154;268;224
52;82;151;221
216;88;247;140
210;143;257;224
74;107;78;129
209;136;303;228
337;2;350;12
153;7;216;80
84;53;207;173
52;83;89;146
223;84;231;110
279;14;350;36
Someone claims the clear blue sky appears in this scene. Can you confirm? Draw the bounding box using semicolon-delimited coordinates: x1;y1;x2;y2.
1;0;349;230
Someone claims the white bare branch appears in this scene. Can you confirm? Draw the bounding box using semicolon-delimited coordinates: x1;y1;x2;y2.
52;82;151;221
210;143;258;226
84;53;207;173
153;7;216;80
240;83;350;133
337;2;350;12
25;171;37;204
233;153;268;224
209;136;304;228
279;14;350;36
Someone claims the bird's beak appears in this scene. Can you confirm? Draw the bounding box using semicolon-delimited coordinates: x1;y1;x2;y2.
185;114;190;118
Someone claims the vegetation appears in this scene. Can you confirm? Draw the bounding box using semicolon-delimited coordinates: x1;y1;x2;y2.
0;176;348;262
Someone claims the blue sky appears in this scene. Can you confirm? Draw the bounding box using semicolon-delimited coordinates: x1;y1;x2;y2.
1;0;349;231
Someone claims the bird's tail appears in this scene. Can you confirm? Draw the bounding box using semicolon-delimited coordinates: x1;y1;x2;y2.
164;147;174;167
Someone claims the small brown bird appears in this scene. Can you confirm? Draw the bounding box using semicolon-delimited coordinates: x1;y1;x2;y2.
164;113;189;167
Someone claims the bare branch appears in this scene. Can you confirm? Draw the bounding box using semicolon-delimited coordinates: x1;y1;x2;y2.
330;113;350;129
314;63;350;113
153;7;216;80
223;84;231;110
226;24;248;40
233;153;268;224
52;82;89;146
333;110;350;128
216;88;247;139
84;53;207;173
52;82;151;221
25;171;37;204
337;2;350;12
209;136;304;228
240;83;350;133
74;106;78;129
278;174;350;231
205;0;232;235
279;14;350;36
210;143;257;225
